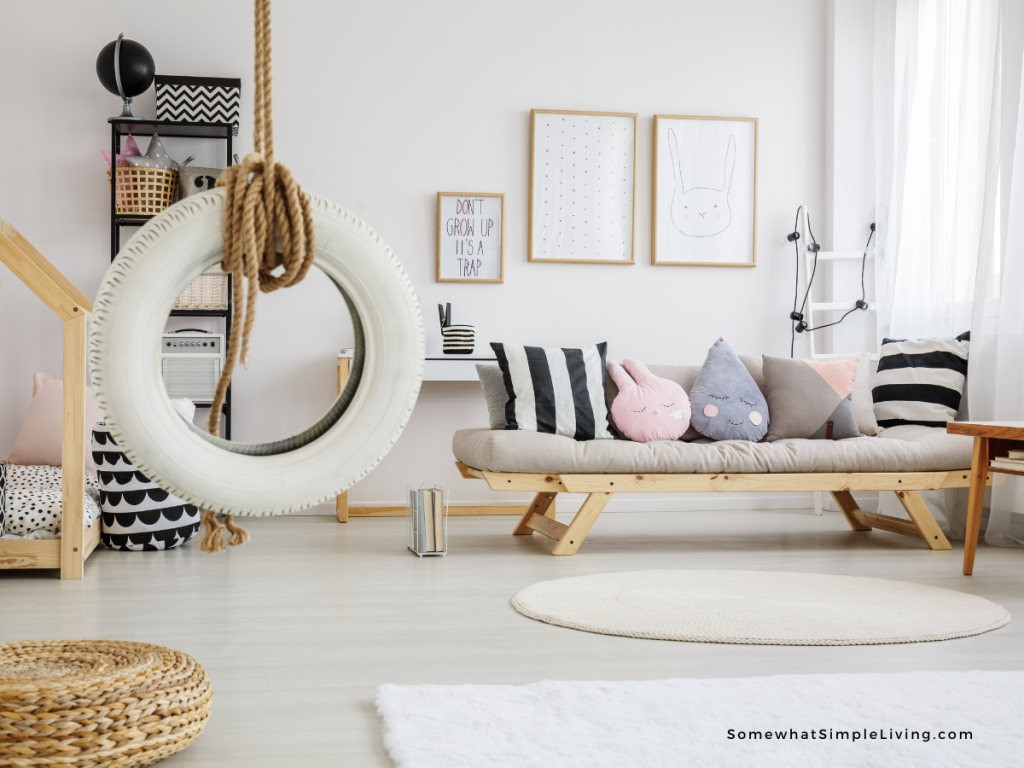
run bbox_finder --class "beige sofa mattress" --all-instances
[452,425,973,475]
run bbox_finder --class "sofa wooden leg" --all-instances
[830,491,872,532]
[513,492,558,535]
[551,492,612,556]
[895,490,952,550]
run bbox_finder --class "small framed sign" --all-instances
[436,192,505,283]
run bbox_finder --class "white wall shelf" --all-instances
[339,352,496,382]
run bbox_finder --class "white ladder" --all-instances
[795,206,877,361]
[794,206,877,515]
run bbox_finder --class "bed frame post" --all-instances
[60,312,88,580]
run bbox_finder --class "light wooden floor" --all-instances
[2,509,1022,767]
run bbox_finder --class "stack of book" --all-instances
[408,487,446,555]
[991,450,1024,473]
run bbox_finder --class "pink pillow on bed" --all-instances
[7,372,103,474]
[607,358,691,442]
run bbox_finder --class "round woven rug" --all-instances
[511,570,1011,645]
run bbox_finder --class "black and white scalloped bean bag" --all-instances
[93,424,201,550]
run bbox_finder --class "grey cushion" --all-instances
[849,354,882,436]
[762,355,861,441]
[452,424,973,475]
[476,364,508,430]
[689,340,769,441]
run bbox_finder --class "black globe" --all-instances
[96,37,155,98]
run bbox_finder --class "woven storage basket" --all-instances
[0,640,212,767]
[106,167,179,216]
[174,273,229,309]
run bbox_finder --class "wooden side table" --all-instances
[946,421,1024,574]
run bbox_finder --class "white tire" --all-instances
[89,189,424,516]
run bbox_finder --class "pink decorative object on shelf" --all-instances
[101,134,141,168]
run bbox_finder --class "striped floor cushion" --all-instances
[93,424,201,551]
[872,333,969,428]
[490,341,612,441]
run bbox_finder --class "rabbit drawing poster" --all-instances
[652,116,758,267]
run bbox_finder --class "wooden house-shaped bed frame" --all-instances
[0,218,97,579]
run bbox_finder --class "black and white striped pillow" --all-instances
[490,342,612,440]
[872,333,969,428]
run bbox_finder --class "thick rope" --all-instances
[197,0,315,553]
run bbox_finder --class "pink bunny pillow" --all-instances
[608,358,691,443]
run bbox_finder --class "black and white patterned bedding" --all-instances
[0,464,101,539]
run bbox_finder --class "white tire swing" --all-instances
[89,190,424,516]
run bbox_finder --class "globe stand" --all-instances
[116,98,142,121]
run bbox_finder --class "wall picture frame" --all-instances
[436,192,505,283]
[529,109,638,265]
[652,115,758,267]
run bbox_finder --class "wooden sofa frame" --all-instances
[455,461,992,556]
[0,219,98,579]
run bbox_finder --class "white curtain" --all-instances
[874,0,1002,343]
[969,14,1024,547]
[874,0,1024,545]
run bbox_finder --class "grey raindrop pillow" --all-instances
[688,338,769,441]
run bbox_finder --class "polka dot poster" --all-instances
[530,110,637,263]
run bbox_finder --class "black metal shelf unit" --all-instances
[109,118,235,439]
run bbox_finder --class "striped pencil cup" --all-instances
[442,325,475,354]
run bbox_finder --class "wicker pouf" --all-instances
[0,641,212,767]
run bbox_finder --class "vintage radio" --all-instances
[161,331,224,403]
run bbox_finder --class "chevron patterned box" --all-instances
[155,75,241,135]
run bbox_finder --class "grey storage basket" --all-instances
[178,154,239,199]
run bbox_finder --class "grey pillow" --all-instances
[838,353,882,435]
[688,339,769,442]
[762,355,861,441]
[476,364,508,430]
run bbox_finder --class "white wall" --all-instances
[0,0,826,512]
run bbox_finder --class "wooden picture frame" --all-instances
[529,109,638,265]
[652,115,758,267]
[436,192,505,283]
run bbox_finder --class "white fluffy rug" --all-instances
[377,671,1024,768]
[512,570,1010,645]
